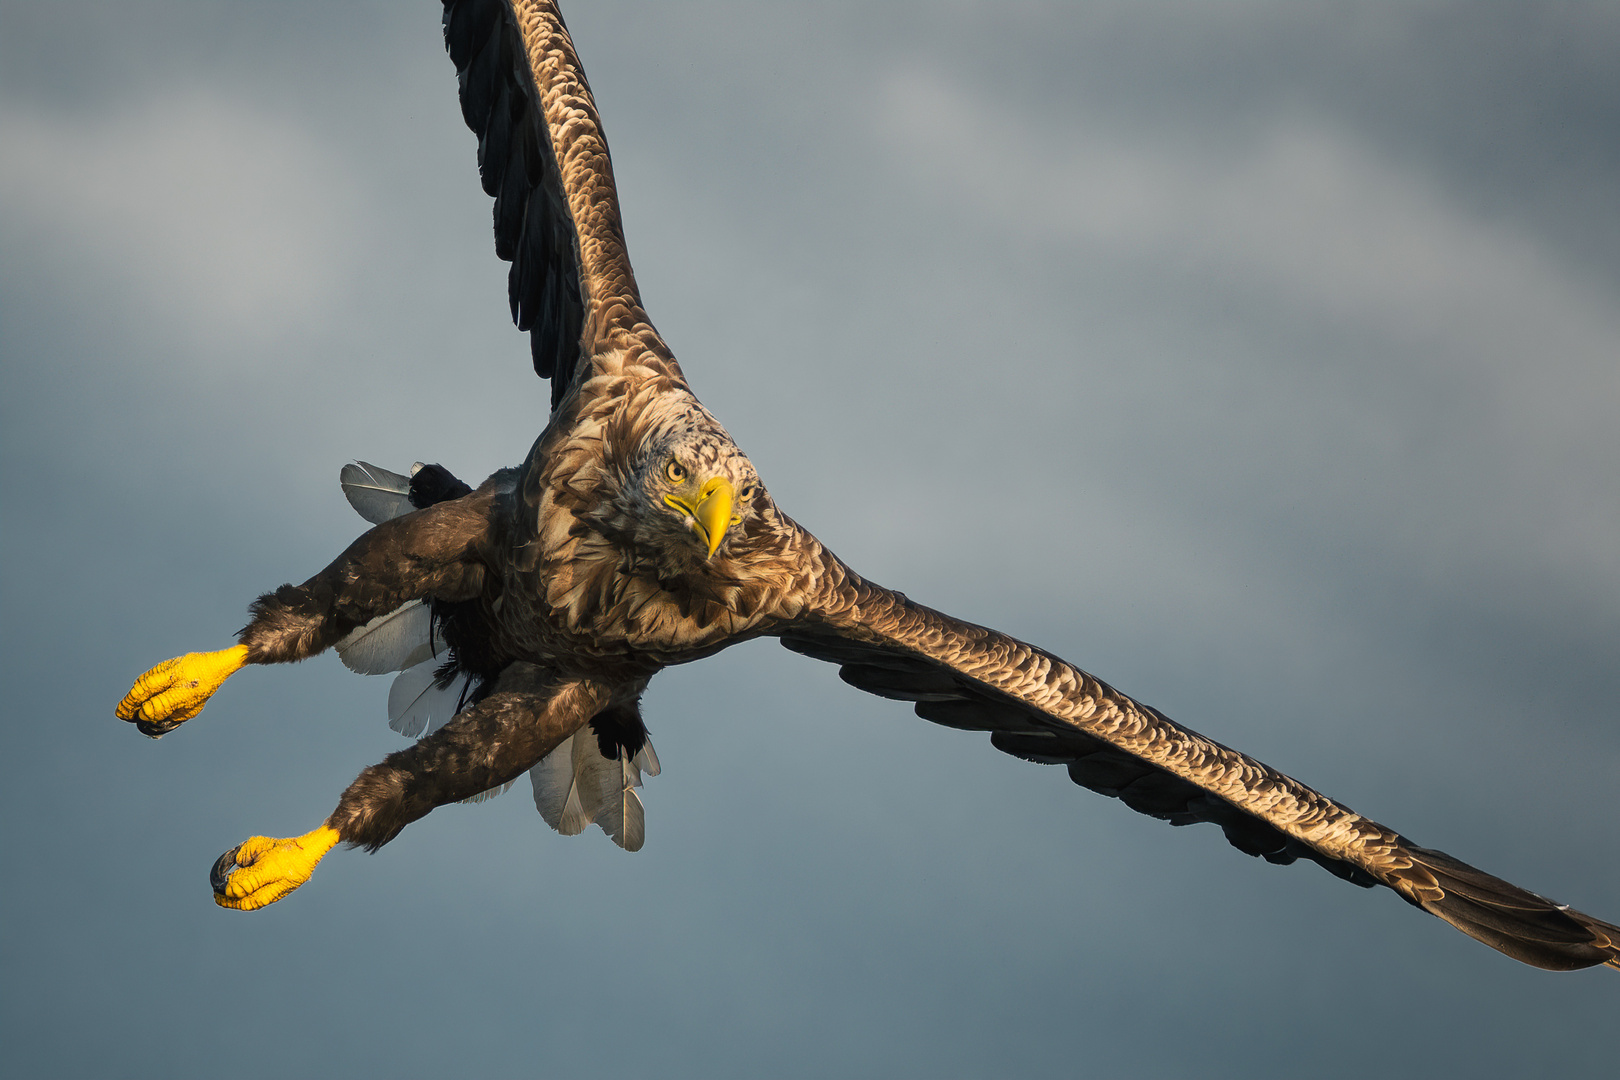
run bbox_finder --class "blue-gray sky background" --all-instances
[2,2,1617,1076]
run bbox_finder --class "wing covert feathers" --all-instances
[781,561,1619,971]
[443,0,664,407]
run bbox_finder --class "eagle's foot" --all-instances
[116,645,249,737]
[211,825,340,911]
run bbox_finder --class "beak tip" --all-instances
[693,476,736,561]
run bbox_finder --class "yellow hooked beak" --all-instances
[663,475,737,560]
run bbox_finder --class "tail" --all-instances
[529,704,660,852]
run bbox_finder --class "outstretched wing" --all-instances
[778,554,1620,972]
[443,0,660,409]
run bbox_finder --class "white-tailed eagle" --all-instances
[116,0,1618,972]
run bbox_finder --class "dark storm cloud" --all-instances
[3,3,1616,1077]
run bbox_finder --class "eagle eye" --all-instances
[664,459,687,484]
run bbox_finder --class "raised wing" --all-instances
[443,0,662,408]
[780,562,1620,972]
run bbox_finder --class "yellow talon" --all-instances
[116,644,249,737]
[211,825,341,911]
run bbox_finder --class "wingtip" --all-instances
[1402,846,1620,972]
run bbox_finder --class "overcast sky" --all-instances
[2,2,1617,1076]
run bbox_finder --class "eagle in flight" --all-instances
[116,0,1617,972]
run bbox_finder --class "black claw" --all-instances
[135,719,173,739]
[210,845,242,895]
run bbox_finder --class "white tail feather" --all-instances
[531,734,583,832]
[340,461,415,524]
[578,745,644,852]
[607,750,647,852]
[528,727,657,851]
[335,601,439,675]
[559,759,592,835]
[386,659,467,738]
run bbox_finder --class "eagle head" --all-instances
[608,392,768,567]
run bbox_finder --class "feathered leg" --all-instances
[116,489,503,736]
[210,665,611,911]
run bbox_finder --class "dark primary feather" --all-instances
[443,0,585,406]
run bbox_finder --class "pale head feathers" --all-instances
[593,380,768,567]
